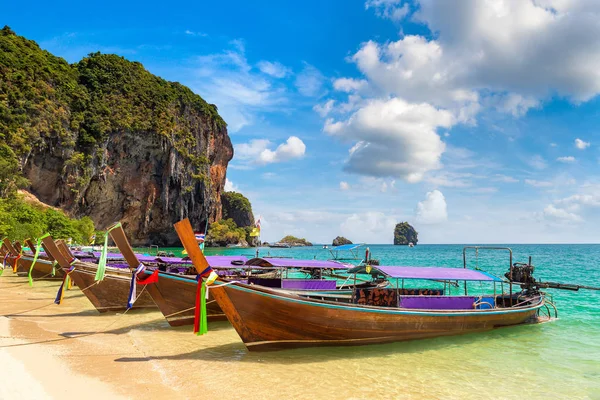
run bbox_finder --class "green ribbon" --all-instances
[28,235,47,287]
[94,222,121,282]
[199,281,208,335]
[51,260,57,277]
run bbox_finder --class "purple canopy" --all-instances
[245,257,351,269]
[206,256,248,268]
[154,256,190,264]
[347,265,501,282]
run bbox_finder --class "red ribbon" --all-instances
[136,269,159,285]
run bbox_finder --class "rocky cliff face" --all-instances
[26,128,231,245]
[1,27,232,245]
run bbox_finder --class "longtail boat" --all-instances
[211,245,599,352]
[2,238,20,271]
[108,223,243,325]
[41,236,157,312]
[163,219,382,328]
[13,238,64,279]
[209,263,545,351]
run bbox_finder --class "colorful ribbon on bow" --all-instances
[27,236,46,287]
[193,276,208,336]
[12,253,21,273]
[54,259,77,305]
[126,264,159,309]
[0,253,9,277]
[95,223,121,282]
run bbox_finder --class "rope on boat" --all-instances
[162,299,217,320]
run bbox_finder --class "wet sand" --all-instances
[0,275,186,399]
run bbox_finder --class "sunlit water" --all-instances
[5,244,600,399]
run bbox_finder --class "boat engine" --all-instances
[507,262,536,286]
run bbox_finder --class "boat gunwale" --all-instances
[214,281,545,317]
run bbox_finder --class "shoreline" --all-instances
[0,275,184,400]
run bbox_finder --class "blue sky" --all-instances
[6,0,600,244]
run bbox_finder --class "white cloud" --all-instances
[575,138,590,149]
[340,181,350,190]
[295,63,325,97]
[425,172,474,188]
[257,61,290,78]
[326,1,600,139]
[416,189,448,224]
[527,155,548,170]
[324,97,453,182]
[224,178,238,192]
[542,205,582,222]
[340,211,398,243]
[494,174,519,183]
[190,42,287,132]
[557,156,576,163]
[258,136,306,164]
[235,139,272,160]
[235,137,306,166]
[333,78,368,93]
[494,93,540,117]
[550,143,558,147]
[313,100,335,117]
[525,179,553,188]
[185,30,207,37]
[365,0,410,21]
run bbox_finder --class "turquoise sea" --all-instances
[140,244,600,398]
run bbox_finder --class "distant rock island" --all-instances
[394,222,418,245]
[332,236,352,246]
[279,235,313,247]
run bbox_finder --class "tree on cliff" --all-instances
[205,218,248,247]
[394,222,418,245]
[279,235,312,246]
[221,191,254,228]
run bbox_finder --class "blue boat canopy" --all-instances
[347,265,502,282]
[330,244,364,251]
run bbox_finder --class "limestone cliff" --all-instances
[1,27,232,245]
[394,222,418,245]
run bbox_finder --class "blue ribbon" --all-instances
[54,265,75,305]
[126,264,145,309]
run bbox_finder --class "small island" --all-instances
[277,235,313,247]
[394,222,418,245]
[332,236,352,246]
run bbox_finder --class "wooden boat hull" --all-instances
[210,282,544,351]
[67,263,157,313]
[145,272,226,326]
[145,272,365,327]
[17,257,64,279]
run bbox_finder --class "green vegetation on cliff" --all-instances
[279,235,313,247]
[394,222,418,245]
[206,218,248,247]
[0,25,226,194]
[0,195,95,244]
[221,191,254,228]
